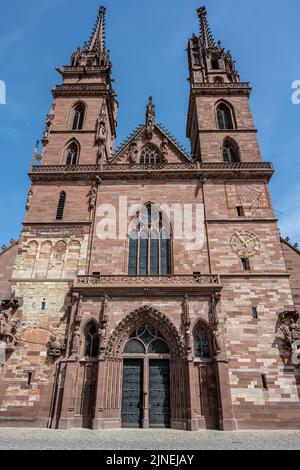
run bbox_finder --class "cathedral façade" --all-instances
[0,5,300,431]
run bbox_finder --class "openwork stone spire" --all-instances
[197,6,216,49]
[70,5,110,68]
[188,5,240,85]
[87,5,107,54]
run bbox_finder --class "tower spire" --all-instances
[87,5,106,54]
[69,5,110,68]
[197,6,216,49]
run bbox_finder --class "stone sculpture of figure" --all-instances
[160,139,168,162]
[88,184,97,211]
[26,188,33,211]
[0,310,9,337]
[47,336,62,358]
[212,330,221,355]
[128,141,138,164]
[70,47,82,66]
[96,108,107,144]
[97,143,106,165]
[71,326,80,355]
[5,318,20,346]
[146,96,155,129]
[290,314,300,342]
[278,316,292,348]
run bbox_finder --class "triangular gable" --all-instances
[112,123,191,164]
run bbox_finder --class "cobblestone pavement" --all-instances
[0,428,299,450]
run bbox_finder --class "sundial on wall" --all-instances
[236,185,268,215]
[230,231,261,258]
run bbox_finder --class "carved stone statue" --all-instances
[26,188,33,210]
[276,310,300,362]
[128,141,138,164]
[97,142,106,165]
[47,336,63,358]
[146,96,155,128]
[70,47,82,66]
[290,315,300,342]
[71,326,80,355]
[160,138,168,163]
[0,308,20,349]
[88,183,97,210]
[212,330,221,355]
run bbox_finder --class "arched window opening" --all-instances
[216,102,234,130]
[211,56,219,70]
[56,192,66,220]
[65,142,79,165]
[123,323,170,355]
[128,204,171,276]
[140,145,161,165]
[72,103,85,130]
[194,327,210,359]
[222,139,240,164]
[84,324,100,358]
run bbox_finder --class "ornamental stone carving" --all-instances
[47,336,65,359]
[276,309,300,363]
[105,305,185,359]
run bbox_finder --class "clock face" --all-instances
[230,231,260,258]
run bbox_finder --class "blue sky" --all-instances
[0,0,300,246]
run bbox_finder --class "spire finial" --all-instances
[87,5,107,53]
[197,5,216,48]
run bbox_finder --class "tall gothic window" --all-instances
[222,139,240,163]
[84,323,100,358]
[72,103,85,130]
[216,102,234,130]
[194,326,210,359]
[56,191,66,220]
[65,141,79,165]
[140,145,161,165]
[128,204,171,276]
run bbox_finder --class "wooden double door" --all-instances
[121,358,170,428]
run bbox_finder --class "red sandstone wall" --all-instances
[0,242,18,301]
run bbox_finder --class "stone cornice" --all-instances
[72,274,222,295]
[56,65,111,77]
[206,218,278,224]
[29,162,274,183]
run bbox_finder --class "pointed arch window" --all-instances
[222,139,240,164]
[123,323,170,354]
[128,204,171,276]
[216,102,234,130]
[84,323,100,358]
[140,145,161,165]
[65,141,79,165]
[72,103,85,130]
[56,191,66,220]
[211,55,220,70]
[194,326,210,359]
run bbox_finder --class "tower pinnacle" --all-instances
[197,6,216,49]
[187,6,240,85]
[86,5,107,54]
[69,5,110,68]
